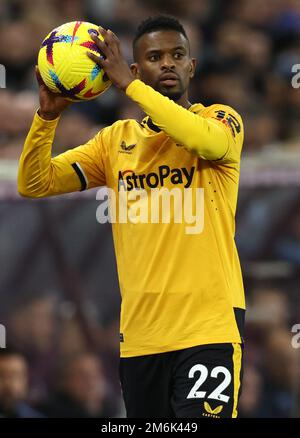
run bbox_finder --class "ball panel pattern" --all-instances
[38,21,111,101]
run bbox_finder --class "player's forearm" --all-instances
[126,79,229,160]
[18,112,61,197]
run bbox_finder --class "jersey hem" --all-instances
[120,335,243,358]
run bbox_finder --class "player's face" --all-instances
[131,31,196,103]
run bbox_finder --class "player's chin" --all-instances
[158,85,183,101]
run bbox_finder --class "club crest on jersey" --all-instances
[119,140,137,154]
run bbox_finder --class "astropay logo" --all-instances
[96,165,204,234]
[118,165,195,191]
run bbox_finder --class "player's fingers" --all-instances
[102,28,119,44]
[107,29,120,43]
[106,29,120,54]
[98,27,119,55]
[90,33,112,58]
[86,51,105,67]
[98,26,107,39]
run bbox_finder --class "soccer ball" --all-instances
[38,21,111,101]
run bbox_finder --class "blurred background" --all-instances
[0,0,300,418]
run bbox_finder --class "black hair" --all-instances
[133,15,189,60]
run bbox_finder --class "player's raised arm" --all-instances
[87,26,243,164]
[125,81,244,164]
[18,68,106,198]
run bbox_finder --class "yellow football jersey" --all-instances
[18,79,245,357]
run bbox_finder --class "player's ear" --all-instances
[189,58,196,79]
[130,63,140,79]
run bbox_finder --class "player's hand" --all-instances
[86,27,135,91]
[35,66,72,120]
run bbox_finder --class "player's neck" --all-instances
[176,94,191,109]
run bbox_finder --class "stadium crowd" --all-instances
[0,0,300,418]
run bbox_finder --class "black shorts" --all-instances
[119,343,243,418]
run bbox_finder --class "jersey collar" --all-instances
[145,117,161,133]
